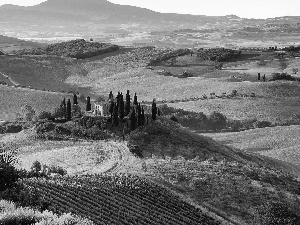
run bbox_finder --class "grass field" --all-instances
[0,85,71,121]
[203,125,300,171]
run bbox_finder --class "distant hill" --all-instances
[14,39,119,59]
[1,0,300,45]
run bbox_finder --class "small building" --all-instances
[93,100,110,117]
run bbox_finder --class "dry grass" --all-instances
[0,85,71,121]
[203,125,300,171]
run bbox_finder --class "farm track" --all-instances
[0,70,20,86]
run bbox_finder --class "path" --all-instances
[0,70,20,86]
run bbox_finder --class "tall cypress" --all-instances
[141,106,145,126]
[86,96,91,111]
[119,100,125,121]
[152,99,157,121]
[137,103,142,127]
[109,91,113,100]
[134,93,138,105]
[109,100,114,118]
[130,107,137,131]
[73,94,78,105]
[125,90,131,116]
[61,98,67,119]
[113,104,119,126]
[67,99,72,121]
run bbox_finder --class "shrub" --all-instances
[38,111,53,120]
[207,111,227,130]
[31,161,42,173]
[257,201,300,225]
[49,166,67,176]
[253,120,272,128]
[21,105,36,122]
[170,115,179,123]
[227,119,242,131]
[36,122,56,134]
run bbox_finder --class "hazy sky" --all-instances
[0,0,299,19]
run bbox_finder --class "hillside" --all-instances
[0,35,44,53]
[0,85,72,121]
[4,118,300,224]
[203,125,300,175]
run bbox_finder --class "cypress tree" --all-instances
[125,90,131,116]
[119,100,125,121]
[134,93,138,105]
[130,107,137,131]
[67,99,72,121]
[61,98,67,119]
[86,96,91,111]
[157,108,161,116]
[113,104,119,126]
[152,99,157,121]
[109,100,114,118]
[73,94,78,105]
[141,106,145,126]
[137,103,142,127]
[109,91,113,100]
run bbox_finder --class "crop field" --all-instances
[0,85,71,121]
[142,157,300,225]
[0,55,89,94]
[21,175,220,225]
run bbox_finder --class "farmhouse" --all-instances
[93,100,110,117]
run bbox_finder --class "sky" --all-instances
[0,0,299,19]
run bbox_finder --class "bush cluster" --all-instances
[268,73,297,81]
[196,48,241,62]
[13,39,119,59]
[36,117,110,141]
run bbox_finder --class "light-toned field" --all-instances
[203,125,300,172]
[0,85,71,121]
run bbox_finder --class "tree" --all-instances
[21,105,36,121]
[292,68,299,74]
[109,100,114,118]
[157,108,161,116]
[38,111,53,120]
[71,104,82,118]
[113,104,119,126]
[31,160,42,173]
[130,107,137,131]
[73,94,78,105]
[67,99,72,121]
[109,91,113,100]
[59,98,67,119]
[125,90,131,116]
[86,96,91,111]
[208,111,227,130]
[134,93,138,105]
[119,100,125,121]
[137,104,142,127]
[152,99,157,121]
[170,115,179,123]
[141,107,145,126]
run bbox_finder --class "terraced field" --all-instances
[21,175,221,225]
